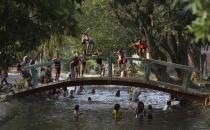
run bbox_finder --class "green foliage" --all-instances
[111,0,203,73]
[85,60,98,73]
[73,0,135,55]
[186,0,210,43]
[0,0,81,67]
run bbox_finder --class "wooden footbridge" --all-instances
[2,56,210,106]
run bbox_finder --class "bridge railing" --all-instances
[115,57,197,91]
[20,56,109,87]
[18,55,198,92]
[21,58,69,87]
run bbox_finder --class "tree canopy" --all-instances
[186,0,210,43]
[0,0,81,67]
[0,0,209,78]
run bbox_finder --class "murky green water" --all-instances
[0,86,210,130]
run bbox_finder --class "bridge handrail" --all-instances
[22,58,71,70]
[22,56,109,70]
[22,61,54,70]
[127,57,199,72]
[22,55,199,73]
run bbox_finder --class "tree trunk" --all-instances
[144,28,170,82]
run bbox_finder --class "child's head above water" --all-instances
[167,101,171,106]
[114,104,120,111]
[74,105,79,111]
[88,97,92,102]
[137,101,144,109]
[148,105,152,110]
[70,90,74,94]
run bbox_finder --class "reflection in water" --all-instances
[0,85,209,130]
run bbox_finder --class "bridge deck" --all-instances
[2,77,210,105]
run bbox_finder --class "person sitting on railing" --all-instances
[81,33,89,54]
[113,48,127,77]
[130,39,147,58]
[81,28,95,55]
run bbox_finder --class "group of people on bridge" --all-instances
[0,27,149,91]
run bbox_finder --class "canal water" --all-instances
[0,86,209,130]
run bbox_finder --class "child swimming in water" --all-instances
[112,103,122,120]
[163,100,172,112]
[74,105,80,119]
[91,88,95,94]
[115,90,120,97]
[69,90,75,99]
[135,101,145,119]
[147,104,153,119]
[88,97,92,103]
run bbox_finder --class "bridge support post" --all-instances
[108,56,112,77]
[183,70,192,91]
[144,60,151,81]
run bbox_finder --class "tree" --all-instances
[110,0,201,81]
[186,0,210,43]
[71,0,137,56]
[0,0,81,67]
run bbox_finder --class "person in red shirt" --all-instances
[130,40,147,58]
[114,48,127,77]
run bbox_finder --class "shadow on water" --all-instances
[0,85,209,130]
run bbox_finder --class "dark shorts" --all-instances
[82,61,86,66]
[55,66,61,74]
[22,71,31,78]
[96,58,102,65]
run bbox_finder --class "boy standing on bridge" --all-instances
[114,48,127,77]
[53,55,61,81]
